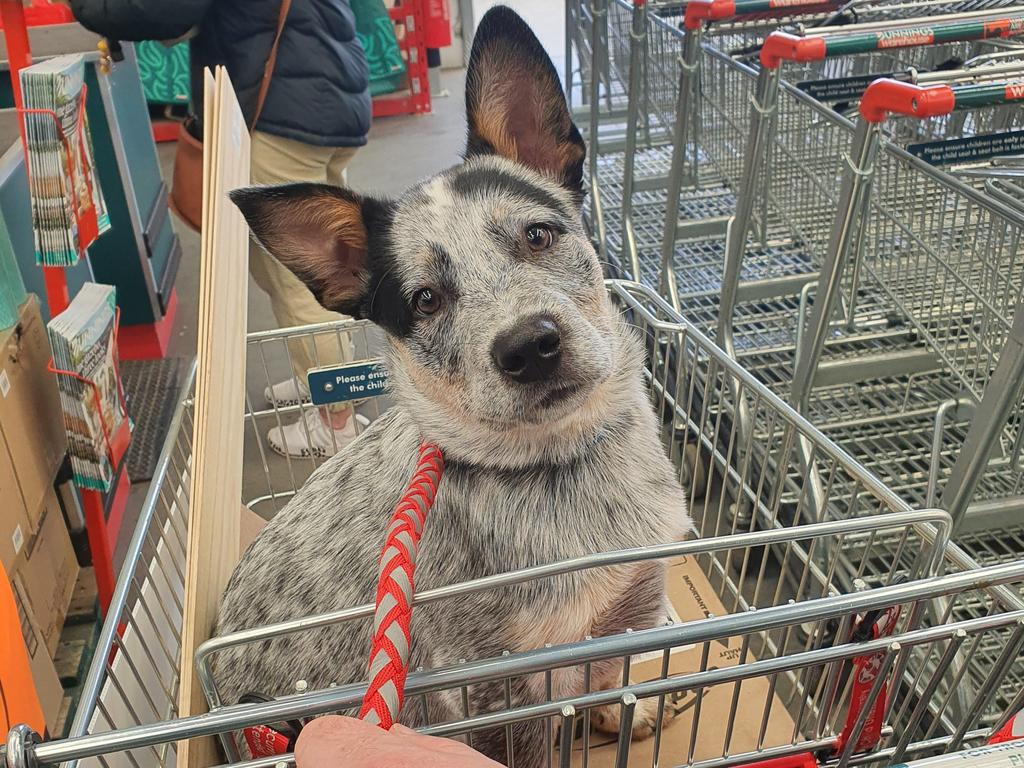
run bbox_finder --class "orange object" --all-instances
[0,562,46,734]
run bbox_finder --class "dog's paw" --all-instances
[590,694,679,741]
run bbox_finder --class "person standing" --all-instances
[70,0,373,458]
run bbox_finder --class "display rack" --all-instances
[2,0,125,616]
[18,86,102,259]
[1,0,70,315]
[374,0,432,117]
[46,308,131,614]
[0,0,71,29]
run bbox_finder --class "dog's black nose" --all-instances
[491,315,562,383]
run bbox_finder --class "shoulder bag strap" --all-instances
[250,0,293,131]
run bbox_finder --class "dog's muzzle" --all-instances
[491,313,563,384]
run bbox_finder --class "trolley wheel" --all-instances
[679,443,707,501]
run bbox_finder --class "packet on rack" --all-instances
[20,53,110,266]
[562,555,798,767]
[47,282,126,492]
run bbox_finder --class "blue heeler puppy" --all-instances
[216,6,691,765]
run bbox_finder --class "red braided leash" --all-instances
[358,442,444,729]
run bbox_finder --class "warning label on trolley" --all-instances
[907,130,1024,166]
[797,72,899,102]
[877,27,934,48]
[307,359,390,405]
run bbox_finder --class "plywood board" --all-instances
[177,66,250,768]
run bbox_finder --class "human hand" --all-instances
[294,715,504,768]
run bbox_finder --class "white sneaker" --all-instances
[264,376,311,408]
[267,408,370,458]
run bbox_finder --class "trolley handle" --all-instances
[760,13,1024,67]
[858,77,1024,123]
[683,0,840,31]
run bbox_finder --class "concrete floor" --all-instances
[120,70,469,561]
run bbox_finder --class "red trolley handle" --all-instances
[46,306,130,468]
[684,0,840,31]
[761,13,1024,67]
[859,77,1024,123]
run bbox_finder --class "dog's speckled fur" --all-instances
[216,7,690,766]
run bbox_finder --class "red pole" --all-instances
[82,489,115,615]
[1,0,30,138]
[1,0,70,316]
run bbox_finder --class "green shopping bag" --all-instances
[352,0,407,97]
[135,41,190,105]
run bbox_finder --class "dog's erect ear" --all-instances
[230,184,373,316]
[465,6,586,197]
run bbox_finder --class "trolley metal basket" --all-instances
[573,0,1024,287]
[7,281,1023,768]
[656,9,1024,322]
[591,7,1024,550]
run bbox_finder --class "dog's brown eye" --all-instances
[525,224,554,252]
[414,288,441,316]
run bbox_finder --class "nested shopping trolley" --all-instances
[592,4,1024,543]
[573,0,854,267]
[571,0,1024,285]
[5,281,1024,768]
[633,7,1024,325]
[781,78,1024,564]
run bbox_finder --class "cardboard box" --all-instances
[11,488,79,658]
[566,556,798,767]
[9,573,63,735]
[0,295,67,531]
[240,504,267,552]
[0,442,32,572]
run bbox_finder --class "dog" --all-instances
[215,7,691,766]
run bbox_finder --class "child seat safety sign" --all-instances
[308,360,390,405]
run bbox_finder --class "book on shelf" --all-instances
[47,283,127,492]
[20,54,110,267]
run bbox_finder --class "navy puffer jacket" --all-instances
[70,0,371,147]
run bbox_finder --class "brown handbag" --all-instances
[169,0,292,232]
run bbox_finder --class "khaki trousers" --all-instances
[248,130,358,383]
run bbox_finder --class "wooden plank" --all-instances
[177,66,250,768]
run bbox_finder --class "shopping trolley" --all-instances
[657,9,1024,334]
[4,281,1024,768]
[597,4,1024,355]
[579,0,850,272]
[605,16,1023,426]
[778,77,1024,535]
[695,72,1024,705]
